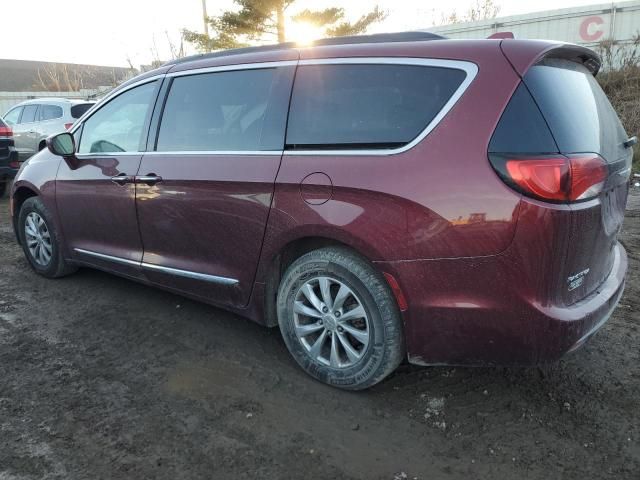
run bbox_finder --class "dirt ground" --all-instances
[0,190,638,480]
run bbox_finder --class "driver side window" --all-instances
[78,81,157,154]
[3,107,22,125]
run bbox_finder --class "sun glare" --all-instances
[287,20,324,46]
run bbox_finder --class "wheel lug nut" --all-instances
[334,311,341,317]
[338,326,344,333]
[322,306,328,313]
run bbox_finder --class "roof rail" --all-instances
[165,31,446,67]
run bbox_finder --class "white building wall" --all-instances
[427,1,640,49]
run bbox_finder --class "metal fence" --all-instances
[0,88,110,115]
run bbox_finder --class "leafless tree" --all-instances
[35,63,95,92]
[597,34,640,171]
[441,0,501,25]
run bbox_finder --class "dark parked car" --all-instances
[0,117,19,196]
[10,33,633,389]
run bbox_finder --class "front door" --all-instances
[56,80,160,278]
[135,65,295,307]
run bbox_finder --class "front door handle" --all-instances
[136,174,163,186]
[111,173,134,186]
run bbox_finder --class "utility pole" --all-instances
[201,0,209,38]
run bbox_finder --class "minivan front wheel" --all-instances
[277,247,405,390]
[18,197,76,278]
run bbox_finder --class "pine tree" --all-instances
[183,0,386,52]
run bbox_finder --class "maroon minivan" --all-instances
[11,33,633,389]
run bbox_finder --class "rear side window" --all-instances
[20,105,38,124]
[40,104,63,121]
[524,59,628,162]
[489,83,558,153]
[286,64,467,150]
[157,68,289,152]
[71,103,94,119]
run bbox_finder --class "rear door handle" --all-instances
[136,174,163,186]
[624,136,638,148]
[111,173,134,186]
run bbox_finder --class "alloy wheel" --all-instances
[293,276,371,369]
[24,212,52,267]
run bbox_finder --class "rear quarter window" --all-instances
[489,83,558,154]
[40,104,63,121]
[71,103,95,119]
[285,64,467,150]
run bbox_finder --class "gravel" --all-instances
[0,190,638,479]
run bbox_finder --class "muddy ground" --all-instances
[0,190,638,480]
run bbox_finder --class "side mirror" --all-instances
[46,132,76,157]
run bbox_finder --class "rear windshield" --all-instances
[286,64,467,150]
[71,103,94,119]
[523,59,628,162]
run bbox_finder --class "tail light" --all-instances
[490,154,608,202]
[64,123,74,130]
[0,126,13,137]
[9,160,20,169]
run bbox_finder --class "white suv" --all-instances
[2,98,95,160]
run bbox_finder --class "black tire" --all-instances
[17,196,77,278]
[277,246,405,390]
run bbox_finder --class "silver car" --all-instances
[2,99,95,161]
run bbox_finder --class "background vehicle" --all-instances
[0,117,19,197]
[2,99,95,161]
[10,33,632,389]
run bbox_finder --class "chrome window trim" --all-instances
[143,150,282,156]
[69,75,164,135]
[285,57,478,156]
[71,57,477,156]
[74,152,146,158]
[73,248,239,286]
[167,60,298,78]
[163,57,477,156]
[74,151,283,157]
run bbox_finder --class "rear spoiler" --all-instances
[488,32,515,39]
[500,40,602,77]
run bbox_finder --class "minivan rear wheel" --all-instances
[18,197,77,278]
[277,247,405,390]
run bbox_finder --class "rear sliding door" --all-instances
[135,65,295,307]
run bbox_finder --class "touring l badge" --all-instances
[567,268,590,291]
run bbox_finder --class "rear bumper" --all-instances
[379,242,628,366]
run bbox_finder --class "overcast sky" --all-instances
[0,0,607,67]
